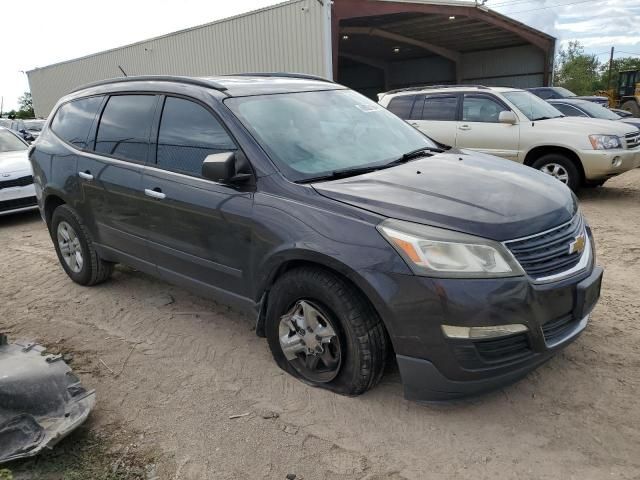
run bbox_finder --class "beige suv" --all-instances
[379,86,640,190]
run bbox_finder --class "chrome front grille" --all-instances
[505,214,587,280]
[625,131,640,149]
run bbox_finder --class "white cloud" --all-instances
[2,0,639,111]
[494,0,640,59]
[0,0,281,111]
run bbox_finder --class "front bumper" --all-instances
[0,183,38,216]
[363,262,603,402]
[579,148,640,180]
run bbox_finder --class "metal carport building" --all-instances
[28,0,555,117]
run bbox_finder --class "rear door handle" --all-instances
[145,188,166,200]
[459,125,471,131]
[78,171,93,181]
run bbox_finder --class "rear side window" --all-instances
[156,97,236,177]
[95,95,157,163]
[387,95,416,119]
[420,95,458,121]
[50,96,103,149]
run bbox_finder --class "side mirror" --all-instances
[202,151,252,184]
[499,111,518,125]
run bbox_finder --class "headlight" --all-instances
[377,219,523,278]
[589,134,622,150]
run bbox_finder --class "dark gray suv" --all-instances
[30,75,603,401]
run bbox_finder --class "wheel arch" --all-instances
[43,191,68,229]
[254,252,395,347]
[523,145,585,184]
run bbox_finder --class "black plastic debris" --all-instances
[0,334,96,463]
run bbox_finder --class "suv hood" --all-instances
[0,150,31,175]
[537,116,638,135]
[313,150,576,241]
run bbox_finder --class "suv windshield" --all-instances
[503,91,564,121]
[577,101,621,120]
[225,89,437,181]
[554,87,577,98]
[0,130,27,153]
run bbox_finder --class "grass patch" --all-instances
[4,420,157,480]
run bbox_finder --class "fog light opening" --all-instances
[441,324,528,340]
[612,156,622,168]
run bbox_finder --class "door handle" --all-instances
[409,122,420,127]
[145,188,166,200]
[459,125,471,131]
[78,171,93,181]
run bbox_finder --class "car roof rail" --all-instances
[381,84,490,96]
[70,75,229,94]
[229,72,335,83]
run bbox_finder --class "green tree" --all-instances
[0,469,13,480]
[600,56,640,90]
[16,91,34,119]
[554,41,601,95]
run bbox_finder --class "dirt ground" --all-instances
[1,170,639,480]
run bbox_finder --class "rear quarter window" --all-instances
[51,96,103,149]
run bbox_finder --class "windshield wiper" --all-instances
[296,165,383,183]
[296,146,444,184]
[531,115,562,121]
[385,146,444,167]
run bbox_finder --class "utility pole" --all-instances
[0,96,3,118]
[607,46,615,91]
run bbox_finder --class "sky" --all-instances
[1,0,639,111]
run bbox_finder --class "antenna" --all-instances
[117,65,128,77]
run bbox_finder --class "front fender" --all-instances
[254,245,410,343]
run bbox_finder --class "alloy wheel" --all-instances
[57,221,84,273]
[540,163,569,184]
[278,300,342,383]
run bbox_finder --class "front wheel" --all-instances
[531,154,581,191]
[265,267,388,396]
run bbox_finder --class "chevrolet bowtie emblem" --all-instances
[569,234,586,255]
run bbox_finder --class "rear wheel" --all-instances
[51,205,114,286]
[265,267,388,396]
[621,100,640,117]
[532,154,581,191]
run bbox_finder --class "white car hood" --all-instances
[540,116,638,136]
[0,150,32,176]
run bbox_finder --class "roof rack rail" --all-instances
[230,72,334,83]
[382,84,490,95]
[70,75,229,94]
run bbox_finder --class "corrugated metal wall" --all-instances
[389,57,456,88]
[28,0,326,117]
[461,45,546,88]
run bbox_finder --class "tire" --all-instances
[584,179,606,188]
[265,267,388,396]
[50,205,114,286]
[621,100,640,118]
[531,153,581,191]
